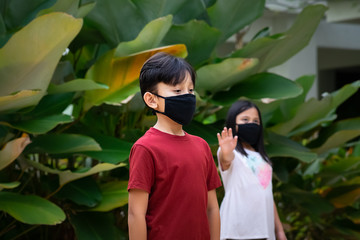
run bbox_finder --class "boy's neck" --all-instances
[153,115,185,136]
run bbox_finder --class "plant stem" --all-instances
[10,225,39,240]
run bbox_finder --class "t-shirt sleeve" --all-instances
[205,143,222,191]
[127,144,154,193]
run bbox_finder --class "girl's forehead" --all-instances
[236,108,259,118]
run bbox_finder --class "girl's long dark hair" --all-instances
[225,100,270,163]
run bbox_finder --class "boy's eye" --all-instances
[189,89,194,93]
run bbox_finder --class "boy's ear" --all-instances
[143,92,158,109]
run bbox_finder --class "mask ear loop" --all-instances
[150,92,166,115]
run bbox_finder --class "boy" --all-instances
[127,52,222,240]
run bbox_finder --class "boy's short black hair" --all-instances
[139,52,196,97]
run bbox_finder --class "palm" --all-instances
[217,127,237,155]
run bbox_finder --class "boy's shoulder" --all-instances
[133,127,208,148]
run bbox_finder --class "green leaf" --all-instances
[38,0,80,17]
[115,15,173,57]
[69,212,124,240]
[310,118,360,154]
[207,0,265,42]
[89,181,128,212]
[27,92,75,117]
[270,81,360,136]
[24,158,125,186]
[0,12,83,112]
[25,134,101,154]
[0,192,65,225]
[211,73,303,105]
[196,58,258,97]
[265,131,317,163]
[0,0,56,31]
[232,4,327,72]
[162,19,221,67]
[0,134,31,171]
[7,114,73,134]
[85,0,206,47]
[277,75,315,121]
[83,44,187,110]
[0,181,20,190]
[82,134,132,164]
[184,121,220,146]
[56,177,102,207]
[48,79,109,94]
[0,90,41,113]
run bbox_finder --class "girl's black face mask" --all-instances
[152,93,196,125]
[236,123,261,146]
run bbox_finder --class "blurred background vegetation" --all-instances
[0,0,359,239]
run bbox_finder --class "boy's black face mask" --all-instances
[152,93,196,125]
[236,123,261,146]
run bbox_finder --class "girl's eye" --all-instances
[174,89,181,93]
[189,89,194,93]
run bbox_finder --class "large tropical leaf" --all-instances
[85,0,206,47]
[0,90,41,113]
[89,181,128,212]
[5,114,73,134]
[309,118,360,154]
[232,4,327,72]
[115,15,173,57]
[83,44,187,110]
[266,131,317,163]
[211,73,303,105]
[0,12,83,112]
[162,19,221,67]
[82,134,132,164]
[0,134,30,171]
[25,158,126,186]
[0,0,56,39]
[207,0,265,42]
[25,134,101,154]
[48,79,109,94]
[196,57,258,97]
[56,177,102,207]
[2,92,75,134]
[270,81,360,136]
[0,192,65,225]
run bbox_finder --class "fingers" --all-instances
[218,127,235,139]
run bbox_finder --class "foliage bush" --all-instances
[0,0,359,239]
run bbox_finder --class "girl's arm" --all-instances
[207,189,220,240]
[128,189,149,240]
[217,127,238,170]
[274,201,287,240]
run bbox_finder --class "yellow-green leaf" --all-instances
[0,134,31,171]
[0,12,83,112]
[83,44,187,110]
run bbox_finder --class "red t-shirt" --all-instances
[128,127,221,239]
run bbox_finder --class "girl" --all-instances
[217,100,286,240]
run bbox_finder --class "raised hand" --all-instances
[217,127,238,155]
[217,127,238,170]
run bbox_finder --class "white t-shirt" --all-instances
[218,148,275,240]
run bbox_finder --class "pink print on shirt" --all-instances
[247,155,272,189]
